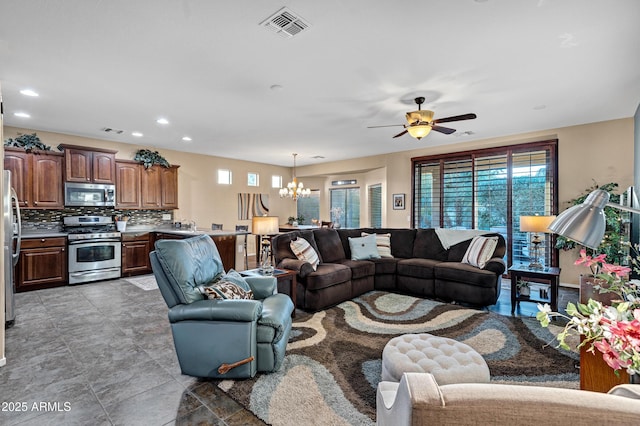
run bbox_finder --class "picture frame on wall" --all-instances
[393,193,405,210]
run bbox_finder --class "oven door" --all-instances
[68,239,121,284]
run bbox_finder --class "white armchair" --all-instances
[377,373,640,426]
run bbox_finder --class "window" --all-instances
[217,169,232,185]
[413,140,557,267]
[330,187,360,228]
[248,172,259,187]
[369,184,382,228]
[272,175,282,188]
[297,189,320,224]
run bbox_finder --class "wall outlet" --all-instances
[162,214,172,221]
[238,244,244,253]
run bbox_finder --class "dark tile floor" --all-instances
[1,277,578,425]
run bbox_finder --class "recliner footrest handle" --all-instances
[218,356,255,374]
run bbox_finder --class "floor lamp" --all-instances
[520,215,556,269]
[548,189,640,249]
[252,216,279,275]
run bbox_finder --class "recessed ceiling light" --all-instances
[14,112,30,118]
[181,136,192,142]
[156,118,169,125]
[132,132,143,137]
[270,84,283,91]
[20,89,39,97]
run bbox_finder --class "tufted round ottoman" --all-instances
[381,333,490,385]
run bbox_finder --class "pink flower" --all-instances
[610,319,640,348]
[601,263,632,278]
[594,340,629,371]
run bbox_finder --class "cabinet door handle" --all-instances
[34,201,38,205]
[41,239,45,242]
[61,248,65,252]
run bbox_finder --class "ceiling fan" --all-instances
[368,97,477,140]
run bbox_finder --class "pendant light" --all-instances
[279,153,311,201]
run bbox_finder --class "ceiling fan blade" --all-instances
[392,130,408,138]
[433,113,477,124]
[367,124,405,128]
[431,125,456,135]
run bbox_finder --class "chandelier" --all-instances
[279,153,311,201]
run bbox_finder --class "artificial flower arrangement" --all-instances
[537,248,640,376]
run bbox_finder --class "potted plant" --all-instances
[516,279,530,297]
[4,133,51,152]
[134,149,170,169]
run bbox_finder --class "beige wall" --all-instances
[5,116,635,283]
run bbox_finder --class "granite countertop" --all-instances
[122,226,249,237]
[21,231,68,238]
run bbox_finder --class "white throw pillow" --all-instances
[361,232,393,258]
[290,237,320,271]
[349,234,381,260]
[461,236,498,268]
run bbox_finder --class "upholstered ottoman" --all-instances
[381,333,490,385]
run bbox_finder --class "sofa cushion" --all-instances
[336,259,376,280]
[397,258,442,279]
[304,263,352,291]
[154,234,224,304]
[448,232,505,262]
[435,262,500,288]
[362,232,393,258]
[272,230,323,264]
[349,234,381,260]
[462,236,498,268]
[369,257,399,275]
[388,229,417,259]
[412,228,448,261]
[314,228,347,263]
[290,237,320,270]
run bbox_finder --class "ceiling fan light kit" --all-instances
[369,96,477,140]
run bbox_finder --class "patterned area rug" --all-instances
[123,274,159,291]
[217,291,579,425]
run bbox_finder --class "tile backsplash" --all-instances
[20,208,173,232]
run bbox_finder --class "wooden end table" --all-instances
[508,264,560,314]
[241,268,297,317]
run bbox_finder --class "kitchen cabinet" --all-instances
[3,148,64,209]
[140,165,179,209]
[153,232,236,271]
[121,233,152,276]
[16,237,67,292]
[115,160,141,209]
[59,144,117,184]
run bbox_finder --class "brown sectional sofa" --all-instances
[272,228,507,312]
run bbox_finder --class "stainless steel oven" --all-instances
[64,216,121,284]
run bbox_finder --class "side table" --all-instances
[508,264,560,314]
[241,268,297,317]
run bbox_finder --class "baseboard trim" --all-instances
[0,357,6,367]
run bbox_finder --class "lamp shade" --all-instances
[252,216,279,235]
[407,124,432,140]
[547,189,609,249]
[519,215,557,233]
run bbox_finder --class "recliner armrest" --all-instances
[258,294,294,342]
[244,275,277,299]
[278,258,314,278]
[168,299,262,323]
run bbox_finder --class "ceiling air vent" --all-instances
[102,127,124,135]
[260,7,310,38]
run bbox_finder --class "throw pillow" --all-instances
[361,232,393,258]
[349,234,381,260]
[290,237,320,271]
[203,281,254,300]
[461,235,498,269]
[221,269,252,292]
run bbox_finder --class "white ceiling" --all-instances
[1,0,639,167]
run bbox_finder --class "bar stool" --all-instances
[235,225,249,270]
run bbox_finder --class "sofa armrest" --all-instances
[377,373,443,426]
[483,257,506,275]
[278,258,315,278]
[244,275,277,299]
[168,299,262,323]
[608,384,640,399]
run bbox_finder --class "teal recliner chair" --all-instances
[150,234,294,379]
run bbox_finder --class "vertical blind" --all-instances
[297,189,320,224]
[369,184,382,228]
[413,140,558,267]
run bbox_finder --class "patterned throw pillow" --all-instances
[461,236,498,269]
[361,232,393,258]
[203,281,254,300]
[290,237,320,271]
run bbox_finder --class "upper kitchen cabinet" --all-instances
[59,144,117,184]
[140,165,179,209]
[4,147,64,209]
[115,160,141,209]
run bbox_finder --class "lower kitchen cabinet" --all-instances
[16,237,67,292]
[121,233,152,276]
[153,233,237,272]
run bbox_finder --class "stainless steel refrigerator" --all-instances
[3,170,21,328]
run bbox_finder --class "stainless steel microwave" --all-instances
[64,182,116,207]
